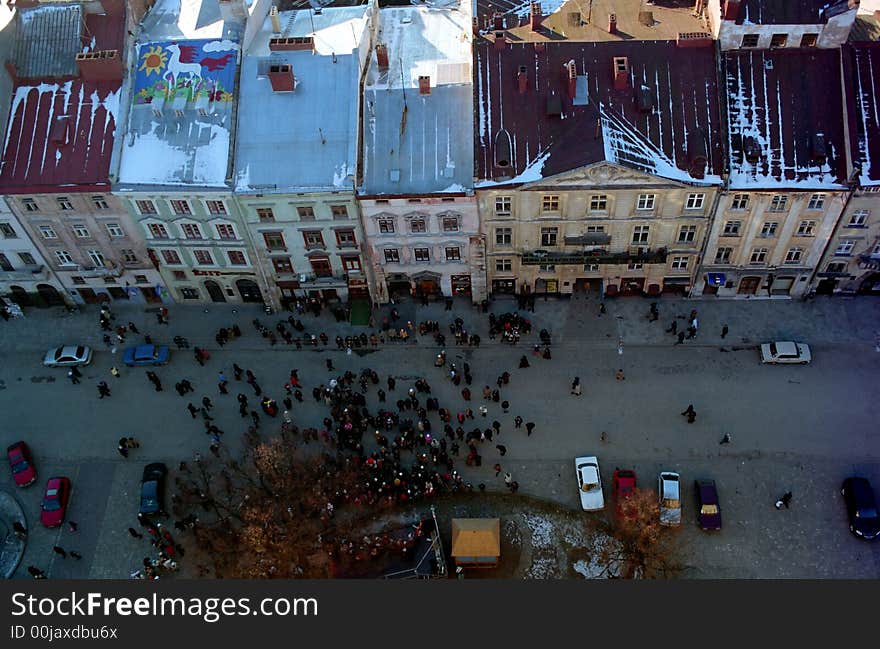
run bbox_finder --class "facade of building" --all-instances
[114,0,264,304]
[359,0,482,304]
[705,0,859,50]
[694,49,850,298]
[0,1,163,305]
[235,4,375,309]
[474,1,723,299]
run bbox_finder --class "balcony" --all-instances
[1,264,49,280]
[563,233,612,246]
[521,247,667,266]
[857,252,880,270]
[297,272,347,285]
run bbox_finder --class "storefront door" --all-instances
[738,277,761,294]
[205,280,227,303]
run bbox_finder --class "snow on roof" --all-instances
[362,0,474,195]
[723,50,849,190]
[851,45,880,186]
[235,6,370,192]
[140,0,228,40]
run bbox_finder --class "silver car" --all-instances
[43,345,93,367]
[658,471,682,526]
[760,341,811,364]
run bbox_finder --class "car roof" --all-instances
[774,341,798,355]
[135,344,154,353]
[576,456,598,465]
[661,474,680,499]
[46,476,66,488]
[143,462,167,476]
[848,478,875,500]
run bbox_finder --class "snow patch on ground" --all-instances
[525,556,557,579]
[522,513,553,549]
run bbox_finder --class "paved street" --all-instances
[1,294,879,579]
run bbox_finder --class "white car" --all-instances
[43,345,93,367]
[760,341,811,364]
[575,456,604,511]
[658,471,682,526]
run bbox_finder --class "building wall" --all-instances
[360,195,482,304]
[477,175,718,298]
[124,191,263,305]
[694,189,848,297]
[7,191,163,304]
[238,190,368,308]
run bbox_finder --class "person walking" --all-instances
[27,566,47,579]
[501,400,510,413]
[97,381,111,398]
[514,415,523,429]
[53,546,67,559]
[68,369,80,384]
[233,363,244,380]
[616,369,625,381]
[571,377,582,396]
[326,358,334,372]
[676,331,686,345]
[186,403,198,418]
[721,324,729,339]
[681,404,696,417]
[775,492,793,509]
[68,521,78,532]
[525,421,535,436]
[202,396,213,410]
[69,551,82,560]
[128,527,143,539]
[504,472,513,487]
[496,444,507,456]
[12,521,27,539]
[720,433,732,445]
[110,366,120,378]
[494,463,502,477]
[666,320,678,334]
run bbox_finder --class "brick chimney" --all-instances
[376,43,389,69]
[517,66,528,94]
[567,60,577,99]
[494,31,507,50]
[419,75,431,95]
[493,12,504,30]
[612,56,629,90]
[75,51,124,82]
[723,0,741,21]
[608,13,617,34]
[268,64,295,92]
[530,2,543,31]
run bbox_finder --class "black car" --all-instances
[841,477,879,540]
[694,479,722,531]
[140,463,168,515]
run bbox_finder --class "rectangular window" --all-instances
[442,217,460,233]
[310,257,333,277]
[22,198,38,212]
[302,230,325,249]
[86,250,106,267]
[541,227,558,246]
[495,258,512,272]
[102,277,117,285]
[542,195,560,212]
[445,247,461,261]
[297,206,315,220]
[750,248,768,264]
[72,224,91,238]
[215,223,236,239]
[800,33,818,48]
[410,219,427,233]
[407,199,422,204]
[147,223,169,239]
[378,219,395,234]
[584,263,600,272]
[120,249,138,263]
[135,275,149,284]
[589,195,607,212]
[441,198,455,203]
[205,200,227,215]
[55,250,74,265]
[105,223,125,238]
[714,247,732,263]
[331,205,349,219]
[632,225,650,244]
[0,223,17,238]
[136,200,157,215]
[722,221,741,236]
[796,220,816,236]
[39,225,58,239]
[826,262,847,273]
[335,229,357,248]
[539,263,556,272]
[760,222,778,237]
[770,33,788,48]
[495,196,512,215]
[731,194,749,210]
[671,256,689,270]
[636,194,656,210]
[342,256,361,272]
[272,257,293,273]
[848,209,870,226]
[677,225,696,243]
[172,270,187,280]
[180,223,203,239]
[784,247,803,264]
[57,197,73,211]
[383,249,400,263]
[170,200,191,215]
[807,194,825,210]
[92,195,109,210]
[18,252,36,265]
[741,34,759,48]
[161,249,182,265]
[375,199,390,205]
[193,249,214,265]
[586,225,605,233]
[495,227,512,246]
[263,232,286,250]
[256,208,275,222]
[835,240,855,256]
[685,193,705,210]
[227,250,247,265]
[768,195,788,212]
[414,247,430,262]
[180,287,199,300]
[71,276,85,285]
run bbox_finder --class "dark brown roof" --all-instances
[475,39,724,184]
[736,0,853,25]
[849,43,880,184]
[722,49,849,189]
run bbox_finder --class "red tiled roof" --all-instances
[722,49,849,189]
[475,39,724,184]
[849,44,880,184]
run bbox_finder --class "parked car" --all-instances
[140,463,168,515]
[575,456,604,511]
[694,479,722,531]
[6,441,36,487]
[40,476,71,527]
[123,344,170,367]
[658,471,682,526]
[43,345,92,367]
[612,468,637,518]
[841,477,879,540]
[760,341,811,364]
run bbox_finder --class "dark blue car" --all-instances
[122,344,170,367]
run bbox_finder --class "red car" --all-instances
[7,441,36,487]
[612,468,638,518]
[40,477,71,528]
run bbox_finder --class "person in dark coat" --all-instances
[519,355,530,368]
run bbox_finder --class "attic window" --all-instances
[800,33,817,48]
[741,34,758,48]
[50,116,70,145]
[613,57,628,74]
[770,33,788,48]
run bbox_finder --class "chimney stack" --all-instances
[517,66,528,94]
[567,60,577,99]
[612,56,629,90]
[494,31,507,50]
[530,2,543,31]
[608,13,617,34]
[722,0,741,21]
[419,75,431,95]
[270,6,282,33]
[268,64,295,92]
[75,51,124,82]
[376,43,389,69]
[493,12,504,30]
